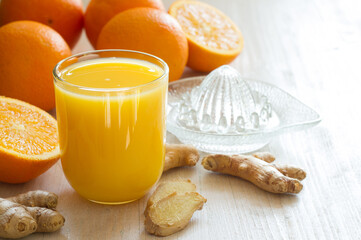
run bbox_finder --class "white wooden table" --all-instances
[1,0,361,239]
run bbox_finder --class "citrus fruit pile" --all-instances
[0,0,244,183]
[0,0,244,109]
[86,0,244,80]
[0,0,80,111]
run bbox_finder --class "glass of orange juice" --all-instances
[53,50,168,204]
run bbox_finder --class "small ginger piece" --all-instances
[146,179,196,209]
[6,191,58,209]
[251,153,306,180]
[145,192,206,237]
[27,207,64,233]
[1,191,65,239]
[272,164,306,181]
[164,144,200,172]
[144,179,206,236]
[0,198,37,239]
[202,154,306,194]
[252,152,275,163]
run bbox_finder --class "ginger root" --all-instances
[0,199,37,239]
[144,179,206,237]
[251,152,275,163]
[164,144,200,172]
[6,190,58,209]
[202,153,306,194]
[146,179,196,210]
[0,191,64,239]
[26,207,64,233]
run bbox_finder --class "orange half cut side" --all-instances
[0,96,60,183]
[169,0,244,72]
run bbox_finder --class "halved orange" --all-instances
[0,96,60,183]
[169,0,244,72]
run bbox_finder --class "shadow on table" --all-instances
[58,188,147,238]
[139,217,199,240]
[202,172,300,208]
[22,232,68,240]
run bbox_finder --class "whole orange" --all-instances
[0,21,72,111]
[85,0,165,48]
[0,0,84,48]
[97,8,188,81]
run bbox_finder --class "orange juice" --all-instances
[54,51,168,204]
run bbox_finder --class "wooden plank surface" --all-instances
[1,0,361,239]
